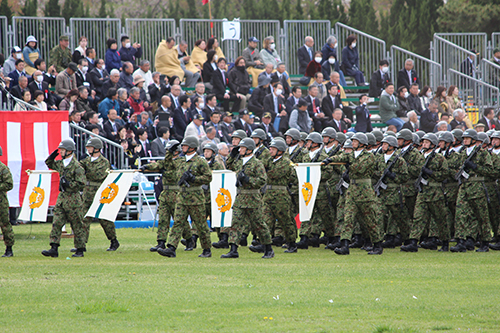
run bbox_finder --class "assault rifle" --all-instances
[414,147,437,192]
[455,146,479,186]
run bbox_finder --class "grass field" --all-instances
[1,223,500,333]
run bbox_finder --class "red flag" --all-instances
[202,0,210,4]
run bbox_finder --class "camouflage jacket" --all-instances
[50,45,72,73]
[301,148,335,201]
[254,145,272,164]
[415,150,448,202]
[398,146,425,197]
[46,156,86,195]
[145,155,183,188]
[374,152,409,206]
[284,145,308,164]
[231,155,267,209]
[263,155,294,204]
[80,154,111,198]
[203,157,225,203]
[456,147,494,199]
[0,162,13,205]
[226,154,243,171]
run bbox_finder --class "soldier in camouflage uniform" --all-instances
[451,129,494,252]
[79,138,120,252]
[250,129,272,163]
[401,133,449,252]
[488,131,500,250]
[50,35,72,73]
[42,139,87,258]
[222,138,274,259]
[0,146,15,257]
[157,136,213,258]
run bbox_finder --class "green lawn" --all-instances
[1,223,499,333]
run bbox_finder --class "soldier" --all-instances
[0,146,14,257]
[50,35,72,72]
[222,138,274,259]
[79,138,120,252]
[451,129,494,252]
[401,133,449,252]
[488,131,500,250]
[299,132,308,147]
[250,128,272,162]
[285,128,307,163]
[157,136,213,258]
[42,139,87,258]
[366,133,377,153]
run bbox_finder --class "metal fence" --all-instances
[481,58,500,91]
[0,16,8,55]
[448,68,499,124]
[435,33,487,60]
[390,45,442,90]
[0,86,42,111]
[11,16,67,65]
[125,18,176,70]
[492,33,500,55]
[283,20,331,75]
[335,22,386,84]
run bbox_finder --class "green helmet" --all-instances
[232,129,247,140]
[477,132,490,144]
[203,142,218,155]
[166,139,181,152]
[372,130,384,142]
[250,128,267,140]
[396,129,413,141]
[181,136,199,148]
[462,129,478,141]
[422,133,438,146]
[238,137,256,151]
[365,133,376,146]
[486,129,496,137]
[321,127,337,139]
[491,131,500,139]
[381,136,398,148]
[300,132,308,141]
[451,128,463,142]
[273,137,286,143]
[343,139,353,149]
[85,137,103,149]
[346,132,355,139]
[0,146,2,156]
[412,133,420,145]
[416,131,426,139]
[58,138,75,151]
[336,133,346,145]
[284,128,301,141]
[269,139,287,152]
[384,130,396,137]
[352,132,368,145]
[438,131,454,143]
[306,132,323,144]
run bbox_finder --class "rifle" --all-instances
[414,147,437,192]
[328,144,341,157]
[444,141,453,158]
[290,146,304,162]
[287,183,297,207]
[235,163,248,188]
[455,146,479,186]
[178,164,193,188]
[373,148,409,197]
[335,165,350,196]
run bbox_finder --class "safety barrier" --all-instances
[481,58,500,91]
[0,86,42,111]
[435,33,487,60]
[0,16,8,55]
[492,33,500,55]
[390,45,442,90]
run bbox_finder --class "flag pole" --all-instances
[209,0,213,37]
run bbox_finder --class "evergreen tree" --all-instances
[362,0,378,36]
[23,0,38,16]
[185,0,198,19]
[281,0,292,22]
[99,0,107,18]
[293,0,304,20]
[62,0,84,23]
[308,2,319,20]
[44,0,60,18]
[437,0,499,36]
[348,0,363,30]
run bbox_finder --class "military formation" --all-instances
[2,126,500,258]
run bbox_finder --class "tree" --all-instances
[62,0,84,23]
[44,0,60,17]
[281,0,292,21]
[23,0,38,16]
[99,0,107,18]
[437,0,500,36]
[185,0,198,19]
[0,0,12,21]
[292,0,304,20]
[259,0,280,20]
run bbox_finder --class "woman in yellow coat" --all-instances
[155,38,185,80]
[191,39,207,70]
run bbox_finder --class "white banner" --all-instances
[85,170,137,222]
[222,19,241,41]
[210,170,237,228]
[295,163,322,222]
[18,170,54,222]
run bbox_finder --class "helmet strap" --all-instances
[61,151,73,159]
[186,147,197,154]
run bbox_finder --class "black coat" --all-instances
[28,81,55,107]
[321,94,343,120]
[420,109,438,133]
[211,68,237,99]
[75,70,93,91]
[101,79,117,100]
[233,119,253,137]
[248,86,268,116]
[401,120,418,132]
[271,72,290,97]
[304,95,321,118]
[203,61,216,83]
[477,117,500,130]
[397,68,420,90]
[354,105,372,133]
[263,93,287,122]
[228,67,251,95]
[297,46,313,75]
[89,68,109,99]
[258,122,279,139]
[148,83,170,105]
[172,107,189,138]
[219,121,234,143]
[331,118,348,133]
[369,70,390,98]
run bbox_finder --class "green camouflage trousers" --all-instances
[485,183,500,239]
[168,203,211,249]
[383,203,410,240]
[50,193,85,248]
[341,197,384,243]
[157,190,177,241]
[263,196,297,243]
[82,187,116,243]
[428,207,451,241]
[409,195,447,240]
[228,206,272,246]
[0,203,14,247]
[455,192,492,242]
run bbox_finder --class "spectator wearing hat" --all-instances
[72,36,87,64]
[211,57,242,113]
[22,35,40,76]
[258,112,279,139]
[289,98,312,133]
[264,82,288,132]
[242,37,266,87]
[55,62,78,98]
[7,59,27,88]
[233,109,253,137]
[228,56,252,109]
[248,74,271,116]
[119,35,142,66]
[3,46,23,76]
[105,38,122,71]
[185,113,206,139]
[219,111,235,143]
[474,122,486,132]
[50,35,72,73]
[118,62,135,92]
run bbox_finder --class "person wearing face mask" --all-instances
[341,34,366,86]
[419,85,433,110]
[264,83,288,132]
[396,86,411,117]
[369,59,390,98]
[119,35,143,67]
[75,58,93,91]
[89,59,110,100]
[320,36,347,87]
[305,51,323,79]
[259,36,282,68]
[3,46,23,76]
[228,56,252,109]
[29,70,56,109]
[242,37,266,87]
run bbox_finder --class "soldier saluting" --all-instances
[0,146,15,257]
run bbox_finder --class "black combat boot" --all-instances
[368,242,383,255]
[296,235,309,249]
[239,233,248,246]
[192,235,198,249]
[362,239,373,251]
[465,237,475,251]
[2,246,13,257]
[107,239,120,251]
[319,236,329,245]
[349,234,364,248]
[334,239,350,255]
[284,242,297,253]
[450,239,467,252]
[489,240,500,250]
[212,233,229,249]
[251,237,260,246]
[476,241,489,252]
[381,235,395,248]
[72,248,85,257]
[439,241,449,252]
[394,233,403,247]
[249,244,266,253]
[310,234,320,248]
[70,247,86,252]
[42,243,59,257]
[421,237,438,250]
[184,236,195,251]
[326,236,341,250]
[158,244,176,257]
[198,248,212,257]
[150,240,166,252]
[221,243,239,258]
[262,244,275,259]
[400,239,418,252]
[272,235,285,247]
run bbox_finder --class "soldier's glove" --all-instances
[237,172,249,185]
[168,142,180,153]
[183,170,195,184]
[422,167,433,176]
[387,171,397,180]
[59,176,71,191]
[464,160,477,170]
[230,146,239,158]
[322,158,332,165]
[140,165,148,172]
[48,149,59,160]
[201,184,209,192]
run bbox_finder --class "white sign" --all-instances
[294,163,322,222]
[210,170,237,227]
[18,170,54,222]
[222,19,241,41]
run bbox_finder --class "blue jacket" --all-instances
[119,46,143,64]
[320,43,338,64]
[98,97,120,120]
[341,46,359,71]
[105,49,122,71]
[22,46,40,67]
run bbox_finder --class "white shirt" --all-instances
[91,156,99,162]
[407,69,412,83]
[324,145,335,153]
[186,153,195,161]
[273,156,282,163]
[452,146,462,153]
[63,156,72,167]
[466,146,474,156]
[242,155,253,165]
[424,151,432,158]
[308,149,319,160]
[384,151,394,163]
[493,148,500,155]
[354,149,363,158]
[288,145,297,154]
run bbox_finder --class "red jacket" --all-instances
[127,96,144,115]
[305,61,322,77]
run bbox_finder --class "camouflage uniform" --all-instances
[203,158,225,222]
[45,156,86,248]
[0,162,14,247]
[441,148,462,237]
[50,45,72,73]
[487,150,500,238]
[80,155,117,243]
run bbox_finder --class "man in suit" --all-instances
[199,126,221,150]
[233,109,253,137]
[150,126,170,157]
[172,94,191,139]
[286,86,302,113]
[304,85,324,131]
[136,128,152,162]
[263,83,288,133]
[211,57,242,113]
[29,70,56,108]
[402,110,419,132]
[154,95,172,117]
[354,95,372,133]
[397,59,420,90]
[8,59,27,89]
[311,72,328,101]
[203,94,218,120]
[103,108,126,141]
[75,58,93,91]
[407,83,423,116]
[89,59,109,100]
[460,50,477,78]
[321,84,344,122]
[248,75,271,116]
[168,85,182,112]
[85,47,96,72]
[219,111,235,143]
[189,82,207,110]
[420,100,439,133]
[86,111,107,137]
[331,108,348,133]
[205,111,224,141]
[258,112,279,139]
[326,71,353,121]
[369,59,390,98]
[148,73,170,106]
[10,76,29,100]
[477,107,500,130]
[271,63,291,97]
[450,109,468,130]
[190,96,206,124]
[297,36,314,75]
[100,69,120,101]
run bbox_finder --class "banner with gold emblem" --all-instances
[210,170,237,228]
[85,170,137,222]
[294,163,322,222]
[18,170,55,222]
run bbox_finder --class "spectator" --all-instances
[258,112,279,139]
[105,38,122,71]
[233,109,253,137]
[58,89,79,113]
[75,58,92,91]
[133,60,153,94]
[260,36,281,68]
[228,56,252,109]
[369,59,390,98]
[407,83,423,115]
[211,57,242,113]
[148,71,170,106]
[304,85,322,129]
[50,35,72,73]
[85,47,96,71]
[136,128,152,161]
[119,35,142,65]
[341,34,365,85]
[202,94,217,120]
[264,82,287,132]
[311,72,327,101]
[477,107,499,130]
[331,108,349,133]
[354,94,372,133]
[460,49,477,78]
[220,111,235,143]
[189,82,206,109]
[75,86,93,114]
[397,86,411,117]
[434,86,449,118]
[10,76,28,100]
[259,63,274,84]
[474,123,486,132]
[55,62,78,98]
[286,85,302,113]
[155,95,171,117]
[191,39,207,69]
[434,120,450,133]
[118,62,134,91]
[322,84,344,124]
[72,36,87,64]
[155,38,185,86]
[397,58,419,90]
[402,110,419,132]
[33,90,47,110]
[200,126,220,147]
[489,48,500,87]
[127,86,145,115]
[271,63,291,97]
[297,36,314,75]
[22,35,40,76]
[190,96,206,121]
[133,75,148,103]
[116,88,130,117]
[206,111,224,141]
[150,126,169,157]
[206,37,226,63]
[242,36,266,87]
[70,110,85,127]
[103,108,125,141]
[89,59,109,99]
[305,51,323,78]
[13,90,33,111]
[8,59,27,88]
[320,36,337,64]
[29,70,56,109]
[289,98,312,132]
[176,40,201,87]
[419,85,432,111]
[3,46,23,76]
[34,58,57,86]
[321,57,347,89]
[172,94,191,137]
[185,114,206,139]
[379,82,404,131]
[445,85,464,115]
[247,113,257,130]
[169,84,182,110]
[101,69,120,102]
[98,88,120,120]
[218,142,229,166]
[202,49,217,89]
[420,100,439,133]
[326,71,353,121]
[248,75,271,116]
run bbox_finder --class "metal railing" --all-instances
[69,123,127,169]
[0,15,7,55]
[0,83,42,110]
[435,33,487,60]
[431,35,477,87]
[390,45,442,90]
[335,22,386,83]
[283,20,331,75]
[448,68,499,124]
[481,58,500,90]
[492,33,500,56]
